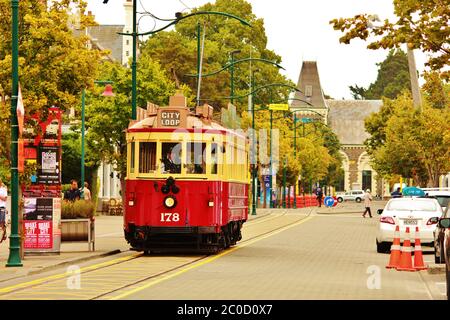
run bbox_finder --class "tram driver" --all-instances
[161,145,181,174]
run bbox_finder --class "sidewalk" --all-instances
[0,211,272,283]
[0,215,129,283]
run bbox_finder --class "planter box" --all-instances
[61,218,95,251]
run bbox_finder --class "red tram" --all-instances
[124,93,249,253]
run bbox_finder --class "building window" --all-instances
[305,85,313,97]
[362,170,372,192]
[126,51,129,57]
[126,40,129,45]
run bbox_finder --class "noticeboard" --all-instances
[37,145,61,185]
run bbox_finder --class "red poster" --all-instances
[24,220,53,249]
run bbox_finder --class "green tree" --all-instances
[422,71,449,109]
[85,58,181,188]
[0,0,102,180]
[365,92,450,187]
[349,49,411,99]
[141,0,293,112]
[330,0,450,80]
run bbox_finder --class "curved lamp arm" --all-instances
[185,58,284,78]
[119,11,251,37]
[221,83,301,100]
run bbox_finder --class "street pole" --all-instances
[293,113,297,209]
[7,0,22,267]
[407,45,422,111]
[131,0,137,120]
[251,69,256,215]
[282,159,287,208]
[80,88,86,199]
[269,109,273,208]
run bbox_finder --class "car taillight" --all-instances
[426,217,439,225]
[380,216,395,225]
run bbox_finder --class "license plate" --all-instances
[404,219,417,225]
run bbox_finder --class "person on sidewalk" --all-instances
[316,187,323,207]
[83,182,92,201]
[0,178,7,241]
[363,189,373,218]
[64,180,81,202]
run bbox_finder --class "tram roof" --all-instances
[127,92,244,137]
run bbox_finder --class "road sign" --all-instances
[269,104,289,111]
[324,196,335,207]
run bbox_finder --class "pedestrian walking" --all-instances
[64,179,81,202]
[0,178,8,241]
[83,182,92,201]
[363,189,373,218]
[316,186,323,207]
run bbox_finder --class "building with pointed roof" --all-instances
[292,61,387,196]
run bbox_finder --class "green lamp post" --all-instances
[80,81,114,199]
[6,0,22,267]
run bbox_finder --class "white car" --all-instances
[336,190,365,203]
[376,197,442,253]
[423,188,450,212]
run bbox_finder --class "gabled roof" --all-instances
[74,25,124,62]
[326,99,382,145]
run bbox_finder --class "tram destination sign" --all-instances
[161,110,181,127]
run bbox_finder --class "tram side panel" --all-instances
[125,179,223,231]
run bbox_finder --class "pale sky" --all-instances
[86,0,427,100]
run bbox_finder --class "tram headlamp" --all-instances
[164,195,177,209]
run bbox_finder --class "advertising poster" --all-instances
[23,197,60,252]
[37,145,60,185]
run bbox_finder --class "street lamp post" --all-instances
[80,82,114,199]
[229,50,241,105]
[6,0,22,267]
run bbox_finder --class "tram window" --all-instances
[130,142,135,173]
[161,142,182,174]
[139,142,156,173]
[211,143,218,174]
[186,142,206,174]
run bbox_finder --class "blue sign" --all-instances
[263,175,272,205]
[301,117,312,123]
[402,186,425,197]
[324,196,335,207]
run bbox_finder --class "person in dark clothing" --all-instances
[316,187,323,207]
[64,180,81,202]
[391,187,402,198]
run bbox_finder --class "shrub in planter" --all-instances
[62,200,95,219]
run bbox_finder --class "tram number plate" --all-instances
[403,219,417,225]
[160,213,180,222]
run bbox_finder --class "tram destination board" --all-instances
[161,110,181,127]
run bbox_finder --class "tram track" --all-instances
[0,210,313,300]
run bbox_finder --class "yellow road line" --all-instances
[0,252,141,294]
[110,216,314,300]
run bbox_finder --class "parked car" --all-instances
[437,216,450,300]
[423,188,450,212]
[434,207,449,263]
[336,190,364,203]
[376,197,442,253]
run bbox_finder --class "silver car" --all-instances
[336,190,365,203]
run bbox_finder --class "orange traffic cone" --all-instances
[413,226,427,271]
[396,227,415,272]
[386,225,401,269]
